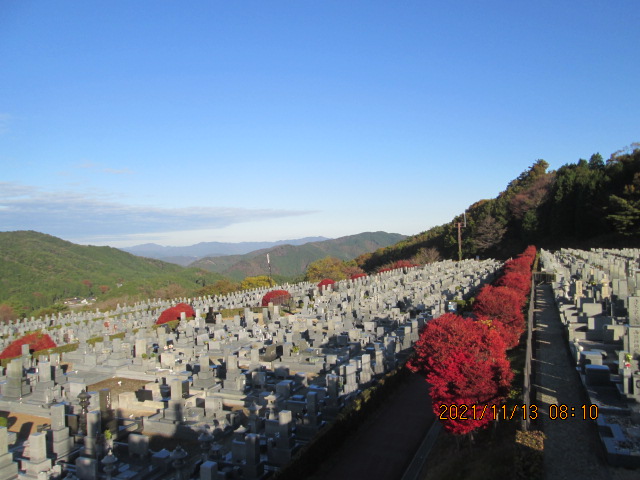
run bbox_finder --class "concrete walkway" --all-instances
[533,283,620,480]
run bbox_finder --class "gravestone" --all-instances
[47,404,72,459]
[21,432,52,477]
[75,456,98,480]
[628,327,640,359]
[0,427,18,479]
[128,433,149,458]
[200,460,218,480]
[628,297,640,327]
[2,359,30,399]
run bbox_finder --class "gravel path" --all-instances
[533,284,636,480]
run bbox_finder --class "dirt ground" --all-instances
[0,411,50,441]
[2,377,152,443]
[87,377,151,398]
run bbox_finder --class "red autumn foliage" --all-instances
[408,246,536,435]
[156,303,195,325]
[317,279,336,291]
[521,245,537,259]
[495,271,531,297]
[349,273,367,280]
[0,332,57,360]
[408,314,513,435]
[390,260,417,269]
[503,257,532,275]
[474,313,521,353]
[261,290,291,307]
[473,285,525,349]
[377,260,417,273]
[503,247,536,274]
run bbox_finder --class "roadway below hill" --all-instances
[308,372,435,480]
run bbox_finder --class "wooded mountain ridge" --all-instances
[0,231,225,318]
[355,144,640,272]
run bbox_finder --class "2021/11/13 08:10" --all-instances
[437,404,599,421]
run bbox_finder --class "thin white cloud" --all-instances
[74,161,134,175]
[75,161,100,169]
[0,181,314,239]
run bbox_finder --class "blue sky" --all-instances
[1,1,638,247]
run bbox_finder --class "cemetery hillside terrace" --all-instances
[1,245,639,479]
[0,255,505,479]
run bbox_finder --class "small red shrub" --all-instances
[377,260,417,273]
[317,279,336,292]
[350,273,367,280]
[156,303,195,325]
[0,332,57,360]
[261,290,291,307]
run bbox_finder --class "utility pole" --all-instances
[456,212,466,262]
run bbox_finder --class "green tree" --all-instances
[197,279,240,296]
[304,257,348,282]
[607,173,640,236]
[240,276,273,290]
[588,153,604,170]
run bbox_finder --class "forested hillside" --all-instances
[0,231,224,318]
[356,144,640,272]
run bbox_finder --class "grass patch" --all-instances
[422,423,544,480]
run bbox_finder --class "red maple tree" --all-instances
[408,314,513,435]
[473,285,525,349]
[495,271,531,297]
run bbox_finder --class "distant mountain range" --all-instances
[190,232,407,280]
[121,237,329,266]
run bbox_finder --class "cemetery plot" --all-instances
[0,257,501,479]
[540,247,640,468]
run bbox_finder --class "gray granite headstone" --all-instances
[629,327,640,356]
[0,427,18,479]
[628,297,640,327]
[50,404,66,430]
